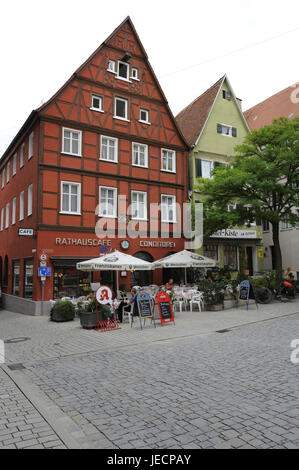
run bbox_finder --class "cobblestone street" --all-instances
[1,300,299,449]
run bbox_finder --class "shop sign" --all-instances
[18,228,34,236]
[56,238,112,247]
[210,229,257,239]
[139,241,176,248]
[96,286,113,305]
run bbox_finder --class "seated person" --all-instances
[165,278,174,290]
[117,288,138,322]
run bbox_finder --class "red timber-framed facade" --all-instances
[0,17,189,311]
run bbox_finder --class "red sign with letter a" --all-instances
[157,291,175,326]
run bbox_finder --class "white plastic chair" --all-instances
[190,292,205,312]
[122,303,133,324]
[173,288,186,312]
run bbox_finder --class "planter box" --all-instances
[80,311,97,329]
[206,303,224,311]
[50,309,75,322]
[223,299,235,310]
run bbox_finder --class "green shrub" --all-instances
[50,300,75,321]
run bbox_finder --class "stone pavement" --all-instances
[1,299,299,449]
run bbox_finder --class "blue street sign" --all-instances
[38,267,52,277]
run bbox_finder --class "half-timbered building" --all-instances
[0,17,189,314]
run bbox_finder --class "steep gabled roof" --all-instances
[244,83,299,129]
[175,76,225,146]
[0,16,188,164]
[176,75,250,147]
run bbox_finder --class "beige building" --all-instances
[245,84,299,279]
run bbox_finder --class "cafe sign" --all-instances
[210,229,257,239]
[19,228,34,236]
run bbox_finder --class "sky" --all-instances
[0,0,298,157]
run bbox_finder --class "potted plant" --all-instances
[79,298,113,329]
[199,279,225,311]
[50,300,75,322]
[223,280,238,309]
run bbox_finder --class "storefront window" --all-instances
[24,259,33,299]
[12,260,20,296]
[54,267,91,299]
[223,246,238,271]
[203,244,219,260]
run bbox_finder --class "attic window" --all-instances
[117,61,129,80]
[222,90,231,100]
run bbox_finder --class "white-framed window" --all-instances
[100,136,118,163]
[107,60,116,73]
[139,108,150,124]
[13,153,17,176]
[62,128,82,156]
[6,161,10,183]
[161,195,176,223]
[114,97,129,121]
[20,143,25,168]
[161,149,176,173]
[132,143,148,168]
[2,168,5,188]
[222,90,231,100]
[60,182,81,215]
[117,61,129,81]
[12,197,16,225]
[0,208,4,231]
[131,67,139,80]
[99,186,117,218]
[91,95,103,112]
[28,132,34,159]
[131,191,147,220]
[201,160,214,179]
[5,202,10,229]
[27,184,33,216]
[19,191,24,221]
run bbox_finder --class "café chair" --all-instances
[190,292,205,313]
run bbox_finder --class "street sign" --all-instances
[18,228,34,236]
[40,261,47,267]
[40,253,48,261]
[38,267,51,277]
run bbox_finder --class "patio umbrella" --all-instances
[76,250,153,292]
[153,249,218,283]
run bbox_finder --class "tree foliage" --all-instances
[195,117,299,275]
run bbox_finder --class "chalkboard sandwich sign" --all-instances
[136,292,156,329]
[157,291,175,326]
[238,280,258,310]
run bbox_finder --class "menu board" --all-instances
[136,292,153,318]
[157,291,174,325]
[239,281,250,301]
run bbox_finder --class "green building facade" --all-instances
[176,75,264,275]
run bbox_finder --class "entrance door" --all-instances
[246,247,253,276]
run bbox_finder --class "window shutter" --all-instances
[195,159,202,178]
[217,123,222,134]
[232,127,237,137]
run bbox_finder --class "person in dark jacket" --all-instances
[117,288,138,322]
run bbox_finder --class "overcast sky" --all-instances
[1,0,298,157]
